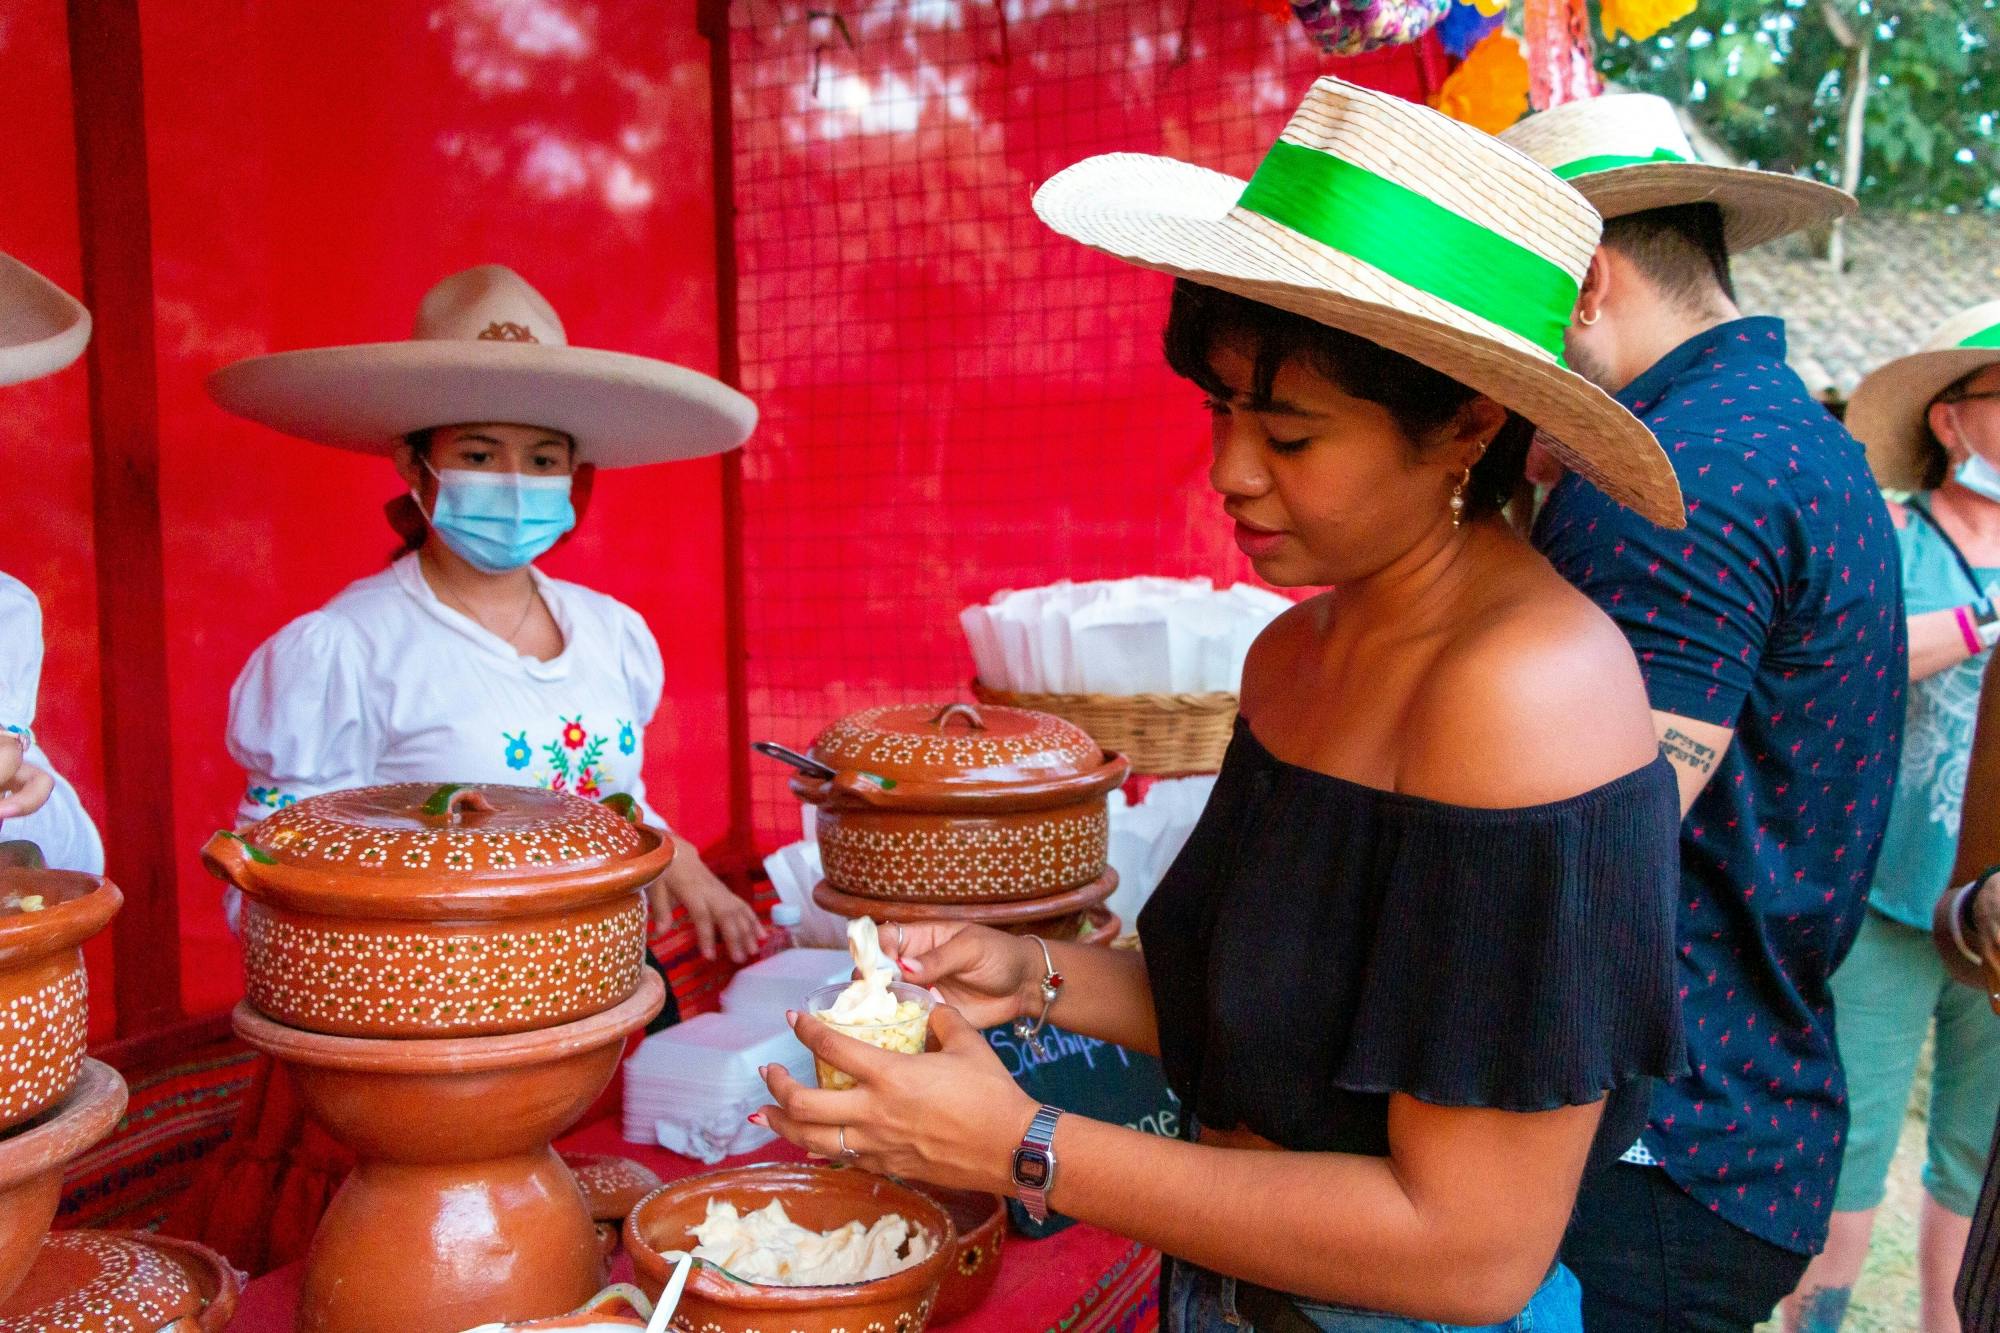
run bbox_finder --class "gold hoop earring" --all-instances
[1450,468,1470,528]
[1578,308,1600,327]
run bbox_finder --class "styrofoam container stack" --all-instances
[719,948,855,1024]
[621,1012,816,1163]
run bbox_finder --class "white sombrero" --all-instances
[0,253,90,388]
[1034,76,1685,528]
[1501,94,1854,253]
[207,264,756,467]
[1846,300,2000,492]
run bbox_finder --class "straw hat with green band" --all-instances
[1033,76,1686,529]
[1847,300,2000,492]
[1501,93,1854,254]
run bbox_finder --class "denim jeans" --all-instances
[1164,1260,1584,1332]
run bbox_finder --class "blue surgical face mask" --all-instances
[420,464,576,572]
[1957,453,2000,505]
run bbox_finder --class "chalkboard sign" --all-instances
[985,1022,1180,1238]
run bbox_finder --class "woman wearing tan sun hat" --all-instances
[0,252,103,875]
[752,76,1686,1332]
[1785,300,2000,1333]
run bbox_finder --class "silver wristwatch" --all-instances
[1012,1104,1064,1223]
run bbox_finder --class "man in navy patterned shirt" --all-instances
[1505,98,1905,1331]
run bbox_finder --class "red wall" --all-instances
[6,0,1441,1035]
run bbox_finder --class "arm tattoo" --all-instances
[1660,727,1718,776]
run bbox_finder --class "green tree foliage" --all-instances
[1597,0,1998,210]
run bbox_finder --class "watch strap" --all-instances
[1013,1104,1063,1223]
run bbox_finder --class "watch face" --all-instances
[1012,1147,1051,1189]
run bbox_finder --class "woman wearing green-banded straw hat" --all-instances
[754,78,1686,1331]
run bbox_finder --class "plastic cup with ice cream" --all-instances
[804,979,933,1089]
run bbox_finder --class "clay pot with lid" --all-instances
[780,704,1128,904]
[0,842,120,1133]
[0,1229,243,1332]
[202,783,674,1038]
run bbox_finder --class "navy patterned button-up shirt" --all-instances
[1535,316,1906,1253]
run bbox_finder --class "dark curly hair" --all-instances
[1162,280,1533,520]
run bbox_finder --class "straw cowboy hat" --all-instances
[208,264,755,467]
[1501,94,1854,253]
[1034,76,1685,527]
[0,253,90,388]
[1846,300,2000,492]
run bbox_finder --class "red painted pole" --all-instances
[699,0,757,876]
[67,0,185,1034]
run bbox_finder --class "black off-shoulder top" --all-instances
[1137,720,1686,1170]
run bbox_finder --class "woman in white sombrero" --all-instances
[188,265,763,1272]
[756,79,1687,1331]
[0,253,103,874]
[1787,301,2000,1333]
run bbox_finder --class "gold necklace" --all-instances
[427,556,539,645]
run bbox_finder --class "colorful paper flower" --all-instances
[503,731,532,770]
[561,717,588,750]
[618,721,637,756]
[1437,0,1505,58]
[1432,30,1530,134]
[1598,0,1695,41]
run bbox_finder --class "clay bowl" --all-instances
[0,1058,126,1307]
[1076,906,1121,948]
[202,783,675,1038]
[0,1228,238,1331]
[907,1186,1006,1323]
[0,857,121,1132]
[626,1163,956,1333]
[811,868,1116,935]
[560,1152,664,1260]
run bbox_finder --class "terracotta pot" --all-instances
[907,1186,1006,1323]
[779,704,1127,904]
[233,971,664,1333]
[203,782,674,1038]
[811,869,1117,941]
[625,1162,956,1333]
[0,1230,244,1331]
[0,845,121,1132]
[560,1152,664,1261]
[0,1058,127,1308]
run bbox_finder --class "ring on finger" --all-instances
[838,1126,858,1159]
[892,922,907,955]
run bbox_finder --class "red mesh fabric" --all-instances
[726,2,1444,848]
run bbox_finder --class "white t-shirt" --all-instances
[228,554,667,834]
[0,574,105,875]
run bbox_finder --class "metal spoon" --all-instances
[752,741,836,781]
[645,1253,694,1333]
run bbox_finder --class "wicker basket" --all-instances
[971,680,1238,776]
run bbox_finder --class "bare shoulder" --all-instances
[1400,580,1658,808]
[1238,594,1327,717]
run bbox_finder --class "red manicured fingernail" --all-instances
[785,1010,799,1025]
[748,1113,766,1126]
[898,958,917,973]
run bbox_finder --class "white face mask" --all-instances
[1956,453,2000,505]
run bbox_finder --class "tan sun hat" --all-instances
[1501,94,1854,253]
[1504,94,1856,253]
[0,253,90,389]
[1846,301,2000,492]
[1034,76,1685,528]
[207,264,755,467]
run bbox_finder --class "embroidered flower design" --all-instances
[503,731,533,770]
[618,721,637,756]
[576,768,603,799]
[561,717,588,750]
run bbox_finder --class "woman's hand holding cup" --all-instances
[889,922,1044,1030]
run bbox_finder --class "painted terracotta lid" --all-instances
[0,1231,208,1332]
[809,703,1105,791]
[203,783,675,918]
[562,1152,666,1223]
